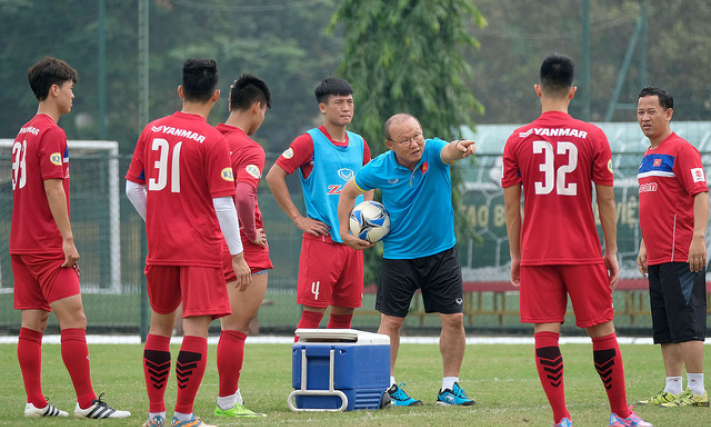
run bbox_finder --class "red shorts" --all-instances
[296,235,363,309]
[519,263,613,328]
[12,254,81,311]
[145,265,231,320]
[222,241,273,282]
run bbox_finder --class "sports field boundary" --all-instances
[1,335,710,345]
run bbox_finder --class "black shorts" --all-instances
[376,246,463,318]
[648,262,707,344]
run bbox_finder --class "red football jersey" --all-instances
[275,125,371,177]
[126,112,235,267]
[502,111,613,265]
[638,132,708,265]
[215,123,266,243]
[10,114,70,255]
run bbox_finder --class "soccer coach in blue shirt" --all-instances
[337,113,476,407]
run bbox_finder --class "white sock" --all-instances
[173,412,192,422]
[687,373,705,396]
[390,377,396,388]
[664,376,683,395]
[149,411,166,421]
[442,377,458,391]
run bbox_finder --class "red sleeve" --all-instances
[501,134,522,188]
[206,136,236,199]
[39,126,67,180]
[235,145,264,189]
[126,128,148,184]
[363,138,371,165]
[275,133,314,174]
[674,143,708,196]
[235,182,258,241]
[591,128,614,186]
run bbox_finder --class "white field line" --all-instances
[1,335,710,345]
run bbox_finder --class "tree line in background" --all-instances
[1,0,709,153]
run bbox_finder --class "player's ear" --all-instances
[211,89,220,103]
[666,107,673,121]
[385,139,394,151]
[534,84,542,98]
[177,85,184,100]
[318,102,327,115]
[569,86,577,100]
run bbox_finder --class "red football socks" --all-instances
[217,330,247,397]
[174,336,208,414]
[143,334,171,413]
[295,310,324,342]
[592,333,630,418]
[18,327,46,407]
[327,313,353,329]
[534,331,570,424]
[60,328,97,408]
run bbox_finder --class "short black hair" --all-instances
[638,86,673,110]
[27,57,78,101]
[314,77,353,104]
[182,58,219,102]
[540,53,574,98]
[230,74,272,111]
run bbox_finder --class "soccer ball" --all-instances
[349,201,391,243]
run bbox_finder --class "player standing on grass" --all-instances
[126,58,250,427]
[634,87,709,408]
[212,74,273,418]
[266,77,372,339]
[337,113,477,407]
[11,57,130,420]
[502,53,652,427]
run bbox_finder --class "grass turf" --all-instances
[1,341,708,426]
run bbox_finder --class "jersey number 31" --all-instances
[149,138,182,193]
[533,140,578,196]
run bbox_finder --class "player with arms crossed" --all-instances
[126,59,250,427]
[635,87,709,408]
[502,54,652,427]
[11,57,130,420]
[213,74,273,418]
[338,113,477,407]
[266,77,372,337]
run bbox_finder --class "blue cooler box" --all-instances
[289,329,390,411]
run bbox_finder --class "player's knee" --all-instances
[441,313,464,329]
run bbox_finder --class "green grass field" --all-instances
[1,341,709,426]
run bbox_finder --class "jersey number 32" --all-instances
[533,140,578,196]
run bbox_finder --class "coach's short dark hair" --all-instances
[638,86,673,110]
[27,57,78,101]
[230,74,272,111]
[314,77,352,104]
[182,58,219,102]
[540,53,574,98]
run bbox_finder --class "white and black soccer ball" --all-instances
[349,201,391,243]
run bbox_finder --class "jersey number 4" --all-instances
[533,140,578,196]
[149,138,182,193]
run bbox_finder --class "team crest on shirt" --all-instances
[421,162,429,174]
[338,168,354,181]
[50,152,62,166]
[607,159,613,174]
[245,164,261,179]
[221,167,234,181]
[691,168,706,183]
[282,148,294,159]
[653,159,662,167]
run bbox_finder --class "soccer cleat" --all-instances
[74,393,131,419]
[143,415,166,427]
[213,402,266,417]
[609,409,653,427]
[635,390,679,405]
[170,415,216,427]
[659,388,710,408]
[24,401,69,418]
[387,382,423,407]
[553,417,573,427]
[436,382,476,406]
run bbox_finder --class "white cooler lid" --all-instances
[295,328,390,345]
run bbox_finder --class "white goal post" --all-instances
[0,139,121,294]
